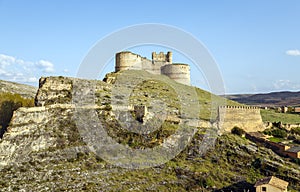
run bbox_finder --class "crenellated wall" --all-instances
[218,106,265,133]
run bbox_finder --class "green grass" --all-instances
[268,137,284,143]
[261,109,300,124]
[110,70,243,122]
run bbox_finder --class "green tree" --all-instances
[231,126,245,136]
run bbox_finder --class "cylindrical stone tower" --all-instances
[115,52,143,72]
[161,63,190,85]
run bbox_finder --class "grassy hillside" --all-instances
[261,110,300,124]
[0,79,37,98]
[106,70,242,122]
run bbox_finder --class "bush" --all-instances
[271,129,287,138]
[263,128,287,138]
[291,127,300,135]
[231,126,245,136]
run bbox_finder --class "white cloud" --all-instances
[273,79,300,90]
[286,49,300,56]
[0,54,16,67]
[63,69,69,73]
[36,60,55,73]
[0,53,55,84]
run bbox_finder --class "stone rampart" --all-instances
[218,106,265,133]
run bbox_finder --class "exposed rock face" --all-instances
[35,76,73,106]
[0,73,299,191]
[0,105,76,168]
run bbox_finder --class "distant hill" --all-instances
[225,91,300,107]
[0,79,37,98]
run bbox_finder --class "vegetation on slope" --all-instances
[1,74,299,191]
[0,79,37,98]
[0,92,34,138]
[261,109,300,124]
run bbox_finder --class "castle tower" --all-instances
[151,51,172,64]
[115,52,143,72]
[150,51,172,74]
[161,63,190,85]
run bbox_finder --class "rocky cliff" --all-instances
[0,71,299,191]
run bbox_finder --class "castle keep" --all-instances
[115,51,190,85]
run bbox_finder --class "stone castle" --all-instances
[115,51,190,85]
[115,51,266,133]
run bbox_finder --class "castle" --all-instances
[115,51,190,85]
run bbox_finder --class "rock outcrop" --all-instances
[0,72,299,191]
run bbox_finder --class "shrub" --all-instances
[231,126,245,136]
[271,128,287,138]
[263,128,287,138]
[291,127,300,135]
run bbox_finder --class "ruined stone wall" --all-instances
[161,64,190,85]
[115,52,152,72]
[218,106,265,133]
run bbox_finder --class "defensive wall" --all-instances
[218,106,265,133]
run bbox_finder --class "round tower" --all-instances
[161,63,190,85]
[115,51,143,72]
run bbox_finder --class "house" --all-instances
[284,146,300,159]
[294,106,300,113]
[254,176,288,192]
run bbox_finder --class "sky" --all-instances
[0,0,300,94]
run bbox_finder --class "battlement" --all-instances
[219,105,260,110]
[115,51,190,85]
[152,51,172,63]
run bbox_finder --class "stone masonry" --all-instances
[218,106,265,133]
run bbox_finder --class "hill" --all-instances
[0,79,37,98]
[225,91,300,107]
[0,71,299,191]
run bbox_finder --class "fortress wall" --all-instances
[115,52,151,72]
[218,106,265,133]
[141,59,158,74]
[161,64,190,85]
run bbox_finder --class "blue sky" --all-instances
[0,0,300,94]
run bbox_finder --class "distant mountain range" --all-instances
[225,91,300,107]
